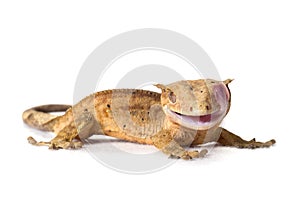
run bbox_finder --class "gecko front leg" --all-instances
[151,130,208,160]
[217,127,276,148]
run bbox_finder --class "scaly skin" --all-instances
[23,79,276,159]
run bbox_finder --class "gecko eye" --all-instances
[168,91,176,103]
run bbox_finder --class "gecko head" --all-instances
[155,79,233,130]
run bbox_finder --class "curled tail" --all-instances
[22,104,71,132]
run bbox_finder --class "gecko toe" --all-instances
[199,149,208,157]
[27,136,37,145]
[71,141,83,149]
[270,139,276,145]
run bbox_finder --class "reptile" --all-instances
[22,79,276,159]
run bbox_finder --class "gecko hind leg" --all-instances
[27,124,83,149]
[217,128,276,149]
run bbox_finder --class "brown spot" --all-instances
[190,107,193,112]
[200,90,203,93]
[206,105,210,110]
[142,118,144,121]
[123,124,126,128]
[107,104,110,108]
[190,86,193,91]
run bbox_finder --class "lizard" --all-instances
[22,79,276,160]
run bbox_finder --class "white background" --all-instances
[1,0,299,199]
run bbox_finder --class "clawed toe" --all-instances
[27,136,38,145]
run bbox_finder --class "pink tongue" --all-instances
[199,114,211,122]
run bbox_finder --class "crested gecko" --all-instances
[23,79,275,159]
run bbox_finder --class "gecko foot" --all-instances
[27,136,83,150]
[217,128,276,149]
[179,149,208,160]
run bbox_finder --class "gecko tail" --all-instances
[22,104,71,132]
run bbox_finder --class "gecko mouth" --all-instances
[166,109,225,130]
[174,111,215,123]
